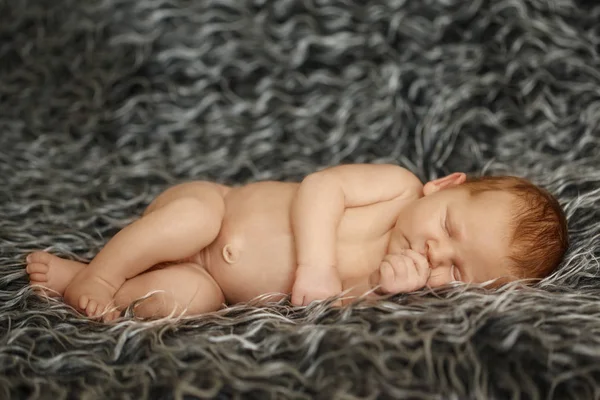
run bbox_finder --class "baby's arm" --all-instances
[290,163,423,306]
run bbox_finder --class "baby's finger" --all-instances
[378,255,409,293]
[402,249,431,282]
[380,261,396,284]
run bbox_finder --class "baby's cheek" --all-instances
[426,267,453,288]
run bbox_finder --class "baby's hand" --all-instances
[369,249,431,295]
[291,264,343,306]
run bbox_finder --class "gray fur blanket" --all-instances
[1,0,600,399]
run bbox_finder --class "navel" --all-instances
[222,243,239,264]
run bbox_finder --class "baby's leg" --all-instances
[26,252,225,321]
[113,263,225,320]
[62,183,226,318]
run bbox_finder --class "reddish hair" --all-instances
[462,175,569,280]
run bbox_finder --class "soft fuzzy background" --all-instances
[1,0,600,399]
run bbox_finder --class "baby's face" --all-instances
[388,185,516,287]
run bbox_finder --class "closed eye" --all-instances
[444,208,452,237]
[451,265,462,282]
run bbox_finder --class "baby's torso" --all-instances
[201,181,411,304]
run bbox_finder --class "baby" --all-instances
[25,164,569,322]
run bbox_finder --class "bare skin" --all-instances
[26,164,517,322]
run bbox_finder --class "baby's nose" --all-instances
[424,241,454,269]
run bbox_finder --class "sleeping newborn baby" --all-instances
[25,164,569,321]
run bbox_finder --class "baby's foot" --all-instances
[26,251,85,297]
[63,268,121,321]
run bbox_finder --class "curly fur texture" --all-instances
[1,0,600,398]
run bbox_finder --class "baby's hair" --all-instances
[462,175,569,280]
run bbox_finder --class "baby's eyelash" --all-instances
[451,264,463,282]
[443,208,451,236]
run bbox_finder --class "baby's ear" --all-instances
[423,172,466,196]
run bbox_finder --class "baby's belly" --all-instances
[203,234,379,305]
[199,180,393,305]
[204,227,296,304]
[203,232,386,305]
[202,182,299,304]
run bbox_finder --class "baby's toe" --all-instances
[85,300,99,316]
[28,272,48,282]
[27,251,53,265]
[103,309,121,323]
[78,295,90,311]
[26,263,49,274]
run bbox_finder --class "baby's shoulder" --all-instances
[402,183,423,201]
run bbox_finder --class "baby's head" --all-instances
[390,172,569,287]
[460,174,569,282]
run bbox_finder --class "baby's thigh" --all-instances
[114,263,225,318]
[143,181,228,216]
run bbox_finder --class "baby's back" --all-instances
[203,181,406,304]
